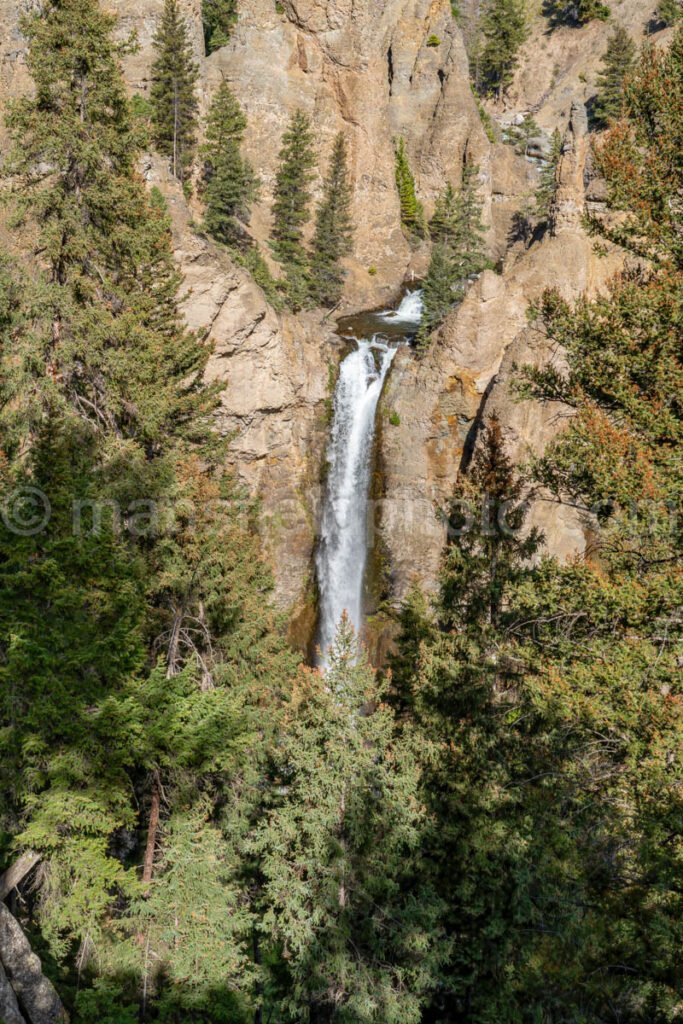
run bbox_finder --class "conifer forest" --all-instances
[0,0,680,1022]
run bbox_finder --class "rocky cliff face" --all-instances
[204,0,492,306]
[378,101,626,601]
[0,0,635,649]
[0,0,498,636]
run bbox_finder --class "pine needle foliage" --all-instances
[416,163,487,352]
[535,127,562,220]
[479,0,529,99]
[202,82,259,247]
[202,0,238,54]
[253,619,447,1024]
[543,0,610,26]
[592,26,637,129]
[395,137,426,238]
[150,0,199,182]
[0,4,298,1016]
[271,109,317,309]
[309,133,354,307]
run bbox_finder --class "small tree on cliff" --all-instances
[202,0,237,53]
[309,133,354,307]
[479,0,529,99]
[395,137,426,238]
[417,164,487,352]
[271,109,317,308]
[202,82,259,246]
[150,0,199,182]
[592,27,637,129]
[535,127,562,220]
[543,0,610,26]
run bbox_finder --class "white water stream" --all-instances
[315,290,423,665]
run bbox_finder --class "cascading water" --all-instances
[315,290,423,666]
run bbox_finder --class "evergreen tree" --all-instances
[202,0,238,53]
[534,126,562,220]
[271,109,317,309]
[202,82,259,247]
[417,164,487,351]
[416,244,457,346]
[543,0,610,26]
[253,619,446,1024]
[395,137,426,237]
[592,26,637,129]
[309,133,354,307]
[150,0,199,182]
[1,3,298,1018]
[479,0,529,99]
[393,417,547,1018]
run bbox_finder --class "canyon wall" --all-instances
[0,0,640,643]
[378,102,626,601]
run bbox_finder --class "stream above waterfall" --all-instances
[315,289,423,667]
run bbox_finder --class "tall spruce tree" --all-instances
[479,0,529,99]
[150,0,199,182]
[417,164,487,351]
[592,26,637,129]
[202,81,259,247]
[1,4,298,1019]
[309,133,354,307]
[395,137,426,237]
[202,0,238,53]
[271,109,317,309]
[253,619,446,1024]
[391,416,547,1018]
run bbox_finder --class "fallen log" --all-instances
[0,852,41,903]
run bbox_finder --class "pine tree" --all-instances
[543,0,610,26]
[393,417,547,1018]
[202,0,238,53]
[417,164,487,351]
[271,109,317,308]
[534,126,562,220]
[395,137,426,237]
[592,26,637,129]
[150,0,199,182]
[1,3,298,1016]
[253,619,446,1024]
[416,244,457,348]
[202,81,259,247]
[479,0,529,99]
[309,133,354,307]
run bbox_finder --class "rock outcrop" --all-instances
[201,0,493,306]
[148,160,333,626]
[378,102,625,601]
[0,0,636,645]
[0,904,68,1024]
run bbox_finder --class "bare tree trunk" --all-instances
[142,771,161,889]
[0,852,40,902]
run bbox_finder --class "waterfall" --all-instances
[315,290,423,666]
[378,288,424,326]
